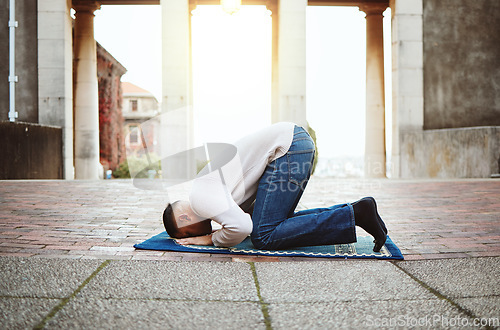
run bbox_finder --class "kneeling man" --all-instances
[163,122,387,252]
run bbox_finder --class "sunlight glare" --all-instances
[192,5,272,144]
[306,6,367,158]
[221,0,242,15]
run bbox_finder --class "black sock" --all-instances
[352,198,387,252]
[353,197,387,234]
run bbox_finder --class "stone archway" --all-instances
[67,0,392,179]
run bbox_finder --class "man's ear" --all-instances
[177,213,192,226]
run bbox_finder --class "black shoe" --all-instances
[352,197,387,252]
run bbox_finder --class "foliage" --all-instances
[112,161,131,178]
[112,154,161,179]
[307,123,319,175]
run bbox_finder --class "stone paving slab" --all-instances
[78,260,259,302]
[396,257,500,298]
[0,256,499,328]
[254,261,435,303]
[0,257,102,298]
[267,299,475,329]
[456,297,500,321]
[396,257,500,324]
[46,299,265,330]
[0,297,60,329]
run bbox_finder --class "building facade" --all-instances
[121,82,161,157]
[97,42,127,173]
[396,0,500,178]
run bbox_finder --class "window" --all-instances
[129,125,139,144]
[130,100,138,112]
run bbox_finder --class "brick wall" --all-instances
[97,43,127,172]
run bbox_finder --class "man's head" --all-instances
[163,200,212,238]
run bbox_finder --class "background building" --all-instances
[97,42,127,174]
[0,0,498,179]
[122,82,161,157]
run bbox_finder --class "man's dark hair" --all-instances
[163,202,179,238]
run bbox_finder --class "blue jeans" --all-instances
[250,125,356,250]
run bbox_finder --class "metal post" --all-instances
[8,0,18,122]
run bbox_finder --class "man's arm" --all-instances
[210,205,253,247]
[189,195,253,247]
[189,169,253,247]
[176,205,253,247]
[176,233,213,246]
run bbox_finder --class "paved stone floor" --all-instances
[1,256,498,329]
[0,177,499,261]
[1,178,499,329]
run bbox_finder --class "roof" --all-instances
[96,42,127,75]
[122,82,154,96]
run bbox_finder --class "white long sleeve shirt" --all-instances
[189,122,296,247]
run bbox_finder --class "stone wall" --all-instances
[0,0,38,123]
[423,0,500,129]
[397,0,500,178]
[401,127,499,178]
[0,121,63,179]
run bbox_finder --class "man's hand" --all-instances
[176,234,213,246]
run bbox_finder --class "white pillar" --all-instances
[160,0,194,181]
[271,0,307,128]
[73,1,100,180]
[390,0,424,178]
[38,0,74,179]
[361,4,387,178]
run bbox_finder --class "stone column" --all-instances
[38,0,74,179]
[271,0,307,128]
[160,0,194,182]
[361,4,387,178]
[73,1,100,179]
[390,0,424,178]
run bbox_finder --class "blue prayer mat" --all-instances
[134,232,404,260]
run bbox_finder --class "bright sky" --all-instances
[94,5,391,159]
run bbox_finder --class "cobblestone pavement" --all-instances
[0,177,499,261]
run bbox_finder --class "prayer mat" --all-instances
[134,232,404,260]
